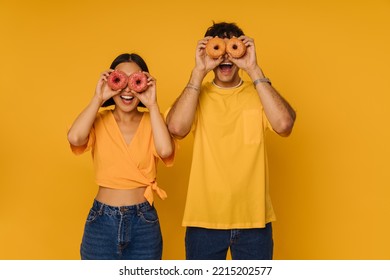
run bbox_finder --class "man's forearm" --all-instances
[167,70,204,138]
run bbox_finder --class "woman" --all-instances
[67,53,175,260]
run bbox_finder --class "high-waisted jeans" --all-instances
[80,199,162,260]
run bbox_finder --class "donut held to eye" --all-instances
[128,72,149,93]
[206,37,226,59]
[226,38,246,58]
[107,70,129,91]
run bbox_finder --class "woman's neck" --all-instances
[112,108,142,123]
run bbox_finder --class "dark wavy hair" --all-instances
[101,53,148,108]
[204,21,245,39]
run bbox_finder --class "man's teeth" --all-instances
[121,95,134,100]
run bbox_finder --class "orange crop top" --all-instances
[70,109,174,205]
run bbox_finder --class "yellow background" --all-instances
[1,0,389,259]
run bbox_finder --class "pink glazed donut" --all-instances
[107,70,128,90]
[128,72,148,93]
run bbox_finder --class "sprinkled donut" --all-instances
[206,37,226,59]
[107,70,128,91]
[128,72,148,93]
[226,38,246,58]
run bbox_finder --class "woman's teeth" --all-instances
[120,95,134,100]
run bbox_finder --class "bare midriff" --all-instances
[95,186,147,207]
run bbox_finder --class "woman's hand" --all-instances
[94,70,121,105]
[133,72,157,109]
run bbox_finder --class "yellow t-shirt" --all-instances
[70,109,174,205]
[182,81,276,229]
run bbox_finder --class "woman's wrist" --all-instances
[146,103,160,112]
[92,94,105,107]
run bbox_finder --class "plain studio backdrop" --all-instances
[0,0,389,259]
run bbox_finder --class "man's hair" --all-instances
[204,21,245,38]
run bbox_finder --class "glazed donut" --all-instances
[128,72,148,93]
[107,70,128,91]
[206,37,226,59]
[226,38,246,58]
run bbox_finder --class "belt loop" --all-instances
[98,201,104,215]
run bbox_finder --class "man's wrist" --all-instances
[191,68,207,82]
[253,77,272,87]
[186,83,200,92]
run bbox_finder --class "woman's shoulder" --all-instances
[92,109,113,127]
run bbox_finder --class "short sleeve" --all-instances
[262,108,276,134]
[69,128,95,155]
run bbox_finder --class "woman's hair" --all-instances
[101,53,148,108]
[204,21,245,39]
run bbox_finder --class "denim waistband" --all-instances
[92,199,152,215]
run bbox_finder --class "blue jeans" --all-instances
[80,200,162,260]
[185,223,273,260]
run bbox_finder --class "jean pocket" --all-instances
[139,207,159,224]
[85,208,99,224]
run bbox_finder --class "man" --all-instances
[166,22,296,260]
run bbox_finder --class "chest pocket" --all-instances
[242,109,263,145]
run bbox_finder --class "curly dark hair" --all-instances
[204,21,245,39]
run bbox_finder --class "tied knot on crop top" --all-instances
[70,110,174,205]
